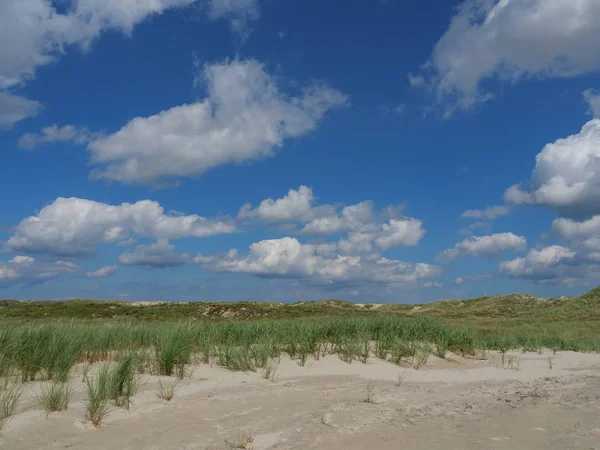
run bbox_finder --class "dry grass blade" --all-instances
[362,380,377,404]
[157,379,178,401]
[226,427,254,449]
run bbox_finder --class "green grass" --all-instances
[0,378,23,435]
[36,381,73,412]
[0,311,598,386]
[84,367,111,427]
[0,285,597,428]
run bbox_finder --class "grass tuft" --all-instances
[0,378,23,435]
[36,381,73,413]
[84,367,111,427]
[157,379,178,401]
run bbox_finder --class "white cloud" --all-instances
[408,74,425,88]
[87,59,347,185]
[4,197,235,257]
[0,0,263,93]
[583,89,600,118]
[500,245,579,284]
[0,92,40,129]
[301,201,375,234]
[423,281,443,288]
[87,265,118,278]
[196,237,440,287]
[373,219,425,250]
[18,124,101,150]
[238,186,331,223]
[439,232,526,261]
[454,273,491,285]
[505,119,600,218]
[118,241,191,268]
[461,205,510,220]
[0,0,201,91]
[419,0,600,110]
[239,187,423,252]
[550,215,600,241]
[206,0,259,42]
[0,256,79,286]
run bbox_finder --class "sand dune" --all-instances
[2,350,600,449]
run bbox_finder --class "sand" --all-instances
[2,350,600,449]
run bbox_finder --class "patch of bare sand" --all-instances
[3,350,600,449]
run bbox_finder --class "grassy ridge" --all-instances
[2,287,599,320]
[1,286,599,331]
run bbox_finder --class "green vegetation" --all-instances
[0,286,597,427]
[84,368,111,427]
[0,378,23,435]
[36,381,73,412]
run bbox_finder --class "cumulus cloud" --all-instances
[18,124,101,150]
[504,119,600,218]
[300,201,375,234]
[0,0,262,91]
[461,205,510,220]
[118,241,191,268]
[195,237,440,287]
[0,92,40,129]
[0,1,262,125]
[87,60,348,185]
[417,0,600,111]
[87,265,118,278]
[500,245,582,284]
[583,89,600,118]
[238,186,333,223]
[239,186,423,252]
[550,215,600,241]
[0,256,79,286]
[439,232,526,261]
[4,197,235,257]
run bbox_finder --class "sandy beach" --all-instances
[3,350,600,450]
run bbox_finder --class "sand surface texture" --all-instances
[3,350,600,449]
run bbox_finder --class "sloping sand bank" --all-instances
[3,350,600,449]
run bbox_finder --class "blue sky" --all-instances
[1,0,600,302]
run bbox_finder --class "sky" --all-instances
[1,0,600,303]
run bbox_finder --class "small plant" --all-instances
[0,378,23,435]
[108,354,144,410]
[395,372,407,387]
[390,339,413,365]
[263,359,279,382]
[358,337,370,364]
[506,355,520,370]
[226,427,254,449]
[157,379,178,401]
[81,362,92,383]
[412,343,431,370]
[84,369,111,427]
[36,381,73,413]
[207,380,223,399]
[362,380,377,404]
[434,335,449,359]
